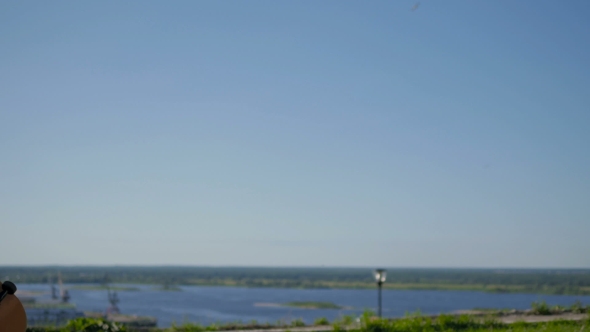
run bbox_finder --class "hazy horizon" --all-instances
[3,265,590,271]
[2,1,589,268]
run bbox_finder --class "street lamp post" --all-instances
[373,269,386,318]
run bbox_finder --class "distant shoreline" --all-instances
[173,281,590,296]
[14,281,590,296]
[5,267,590,296]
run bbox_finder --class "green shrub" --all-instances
[64,318,126,332]
[314,317,330,325]
[333,314,355,325]
[390,315,432,332]
[168,322,206,332]
[363,317,390,332]
[290,318,305,327]
[26,328,62,332]
[570,300,588,314]
[204,323,219,331]
[551,305,565,313]
[333,313,360,332]
[360,312,505,332]
[531,301,552,315]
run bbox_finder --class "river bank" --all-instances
[17,284,590,328]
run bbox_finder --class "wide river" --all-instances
[17,284,590,328]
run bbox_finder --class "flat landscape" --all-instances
[4,267,590,295]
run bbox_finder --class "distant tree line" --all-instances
[3,267,590,295]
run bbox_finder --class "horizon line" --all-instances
[1,265,589,270]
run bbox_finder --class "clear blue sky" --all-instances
[1,1,589,267]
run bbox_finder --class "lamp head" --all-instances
[374,269,386,283]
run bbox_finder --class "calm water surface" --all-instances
[17,284,590,328]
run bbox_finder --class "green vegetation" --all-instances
[333,314,356,326]
[166,320,294,332]
[65,318,126,332]
[26,318,127,331]
[531,301,552,315]
[24,311,590,332]
[5,266,590,295]
[530,301,589,315]
[285,301,343,309]
[471,301,590,317]
[314,317,330,325]
[571,300,588,314]
[290,318,306,327]
[351,312,590,332]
